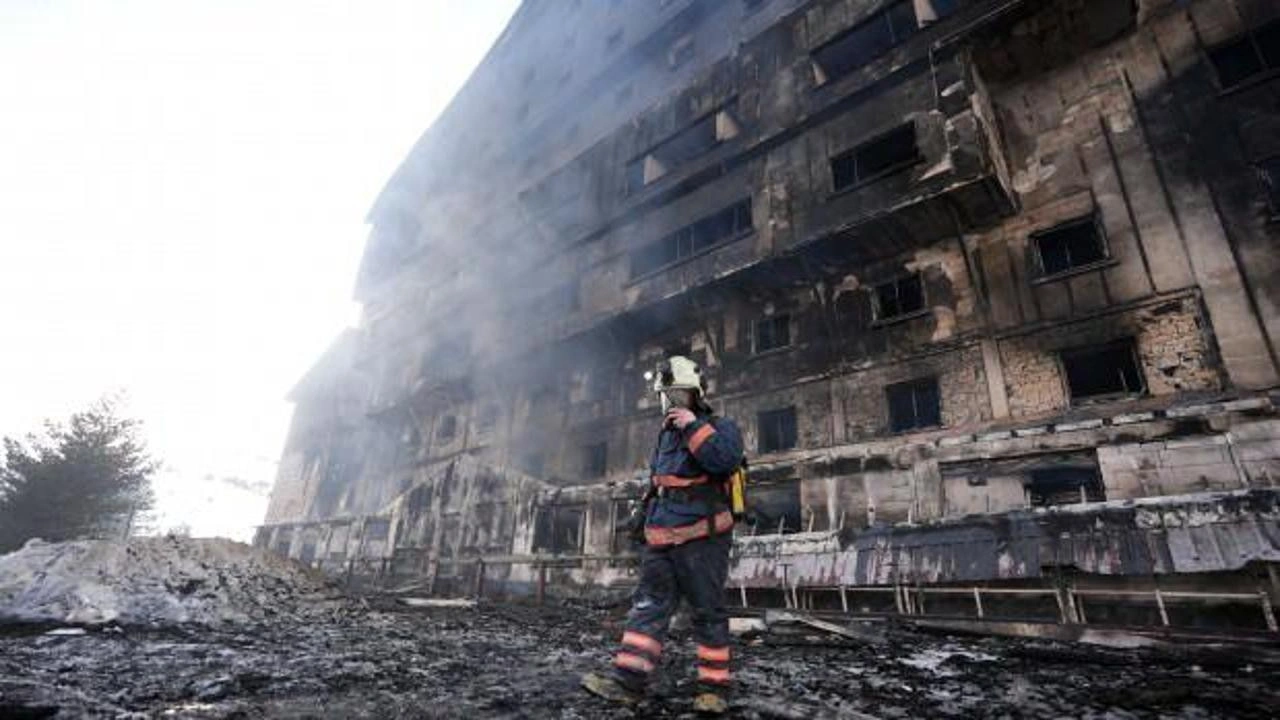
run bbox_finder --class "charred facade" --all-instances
[259,0,1280,626]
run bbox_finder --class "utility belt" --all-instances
[653,473,710,488]
[653,474,724,501]
[655,484,724,503]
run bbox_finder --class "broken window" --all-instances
[626,103,741,192]
[1258,156,1280,215]
[831,123,920,191]
[757,407,798,453]
[1207,19,1280,90]
[747,480,803,534]
[887,377,941,432]
[873,273,925,322]
[1032,215,1108,277]
[811,1,936,84]
[1026,467,1105,506]
[1060,339,1145,402]
[609,498,637,555]
[630,197,753,277]
[478,404,499,433]
[583,442,608,478]
[436,415,457,442]
[753,314,791,353]
[299,541,317,565]
[533,504,585,554]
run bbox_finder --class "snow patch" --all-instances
[0,536,333,627]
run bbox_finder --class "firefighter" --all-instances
[582,355,743,715]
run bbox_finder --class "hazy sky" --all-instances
[0,0,520,540]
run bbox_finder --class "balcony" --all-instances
[782,47,1015,268]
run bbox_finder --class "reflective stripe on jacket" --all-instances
[645,414,744,546]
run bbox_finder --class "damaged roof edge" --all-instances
[363,0,534,226]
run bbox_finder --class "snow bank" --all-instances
[0,536,334,626]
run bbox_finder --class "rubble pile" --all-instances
[0,536,337,626]
[1,598,1276,719]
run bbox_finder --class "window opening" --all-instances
[436,415,457,441]
[757,407,798,453]
[478,404,499,433]
[811,0,949,84]
[1207,19,1280,90]
[1032,215,1108,277]
[831,122,920,191]
[583,442,608,478]
[746,480,802,534]
[1060,340,1145,401]
[873,273,925,321]
[915,0,960,25]
[610,499,638,555]
[630,197,753,277]
[533,504,586,554]
[627,103,741,191]
[1258,156,1280,215]
[753,314,791,353]
[886,377,941,432]
[1026,467,1105,506]
[364,518,391,541]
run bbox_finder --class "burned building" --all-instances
[259,0,1280,629]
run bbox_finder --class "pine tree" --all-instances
[0,399,157,553]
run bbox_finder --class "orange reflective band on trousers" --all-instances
[614,651,655,674]
[644,510,734,547]
[697,666,731,685]
[621,630,662,657]
[696,645,730,663]
[653,473,709,488]
[687,424,716,453]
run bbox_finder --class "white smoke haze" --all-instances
[0,0,520,541]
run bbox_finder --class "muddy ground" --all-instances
[1,598,1277,719]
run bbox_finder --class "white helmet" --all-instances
[644,355,708,412]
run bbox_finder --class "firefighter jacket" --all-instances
[644,413,744,547]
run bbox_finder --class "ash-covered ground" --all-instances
[2,597,1278,720]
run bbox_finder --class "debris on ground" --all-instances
[0,536,339,627]
[1,542,1276,717]
[398,597,478,609]
[762,610,886,645]
[1,599,1277,718]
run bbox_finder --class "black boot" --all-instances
[581,672,643,705]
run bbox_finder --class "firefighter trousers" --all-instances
[611,532,733,692]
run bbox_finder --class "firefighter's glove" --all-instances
[625,504,647,545]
